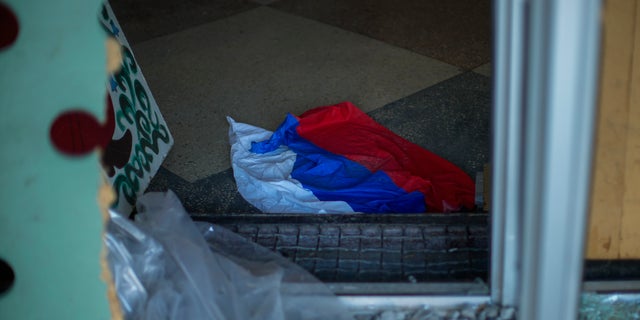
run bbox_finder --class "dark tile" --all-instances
[295,249,317,260]
[369,72,492,178]
[339,237,360,249]
[277,225,299,235]
[361,225,382,237]
[271,0,492,69]
[423,236,448,251]
[336,270,359,282]
[403,238,426,252]
[314,270,337,281]
[382,226,404,237]
[359,261,382,270]
[276,234,298,247]
[299,225,320,235]
[404,265,428,277]
[296,258,316,271]
[258,225,277,234]
[427,261,468,273]
[469,236,489,249]
[469,249,489,261]
[278,248,297,259]
[421,225,447,237]
[298,235,318,248]
[191,168,261,213]
[320,226,340,236]
[471,258,490,271]
[382,251,403,263]
[318,235,340,248]
[341,225,362,236]
[361,237,382,249]
[446,236,470,249]
[380,269,403,280]
[316,249,339,261]
[382,238,403,250]
[145,166,204,210]
[404,226,422,237]
[359,251,382,262]
[146,166,261,214]
[469,225,488,235]
[358,270,391,282]
[146,166,190,192]
[425,251,471,263]
[449,268,474,279]
[316,259,338,269]
[237,225,258,235]
[447,225,468,236]
[256,236,276,248]
[403,252,427,265]
[338,259,359,270]
[339,250,360,261]
[108,0,258,44]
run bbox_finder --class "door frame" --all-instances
[491,0,603,319]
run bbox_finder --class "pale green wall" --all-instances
[0,0,111,318]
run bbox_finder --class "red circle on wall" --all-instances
[0,3,19,50]
[50,110,105,155]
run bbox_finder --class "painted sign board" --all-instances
[99,2,174,214]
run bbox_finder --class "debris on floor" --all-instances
[229,102,475,214]
[579,293,640,319]
[352,304,516,320]
[105,191,350,320]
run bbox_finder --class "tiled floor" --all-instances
[109,0,492,214]
[271,0,492,69]
[106,1,640,288]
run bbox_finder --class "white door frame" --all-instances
[491,0,603,319]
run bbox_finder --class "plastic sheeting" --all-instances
[229,102,475,214]
[105,191,350,320]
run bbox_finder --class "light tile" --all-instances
[134,7,459,181]
[474,63,492,77]
[133,7,461,181]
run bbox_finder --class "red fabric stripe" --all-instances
[295,102,475,212]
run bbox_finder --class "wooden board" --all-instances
[619,0,640,258]
[100,3,174,214]
[587,0,640,259]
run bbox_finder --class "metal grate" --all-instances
[193,213,489,283]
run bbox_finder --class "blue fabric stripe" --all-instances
[251,114,426,213]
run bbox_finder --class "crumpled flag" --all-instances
[229,102,475,213]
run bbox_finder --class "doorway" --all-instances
[108,0,493,289]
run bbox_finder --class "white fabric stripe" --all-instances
[227,117,354,214]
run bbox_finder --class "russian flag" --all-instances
[228,102,475,213]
